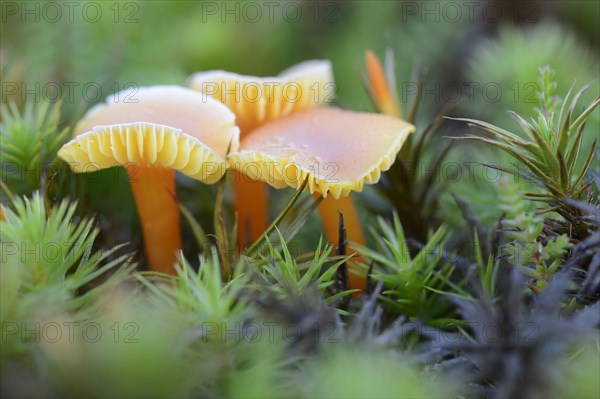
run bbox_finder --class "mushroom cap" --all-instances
[228,107,415,199]
[58,86,240,183]
[187,60,334,134]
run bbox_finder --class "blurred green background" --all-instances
[2,0,598,261]
[3,0,598,116]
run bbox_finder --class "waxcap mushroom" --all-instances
[59,85,239,182]
[187,60,334,134]
[57,85,240,274]
[228,107,415,199]
[188,61,334,248]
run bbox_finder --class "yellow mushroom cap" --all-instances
[228,107,415,199]
[58,86,239,183]
[187,60,334,133]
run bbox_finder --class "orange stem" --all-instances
[127,166,181,274]
[316,194,367,292]
[233,171,269,250]
[365,50,400,117]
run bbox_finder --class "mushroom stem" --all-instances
[365,50,400,117]
[316,193,367,292]
[233,171,269,250]
[127,165,181,274]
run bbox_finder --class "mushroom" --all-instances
[188,61,334,248]
[58,86,239,274]
[228,107,415,290]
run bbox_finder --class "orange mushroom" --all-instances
[188,61,334,249]
[58,86,239,273]
[228,107,415,290]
